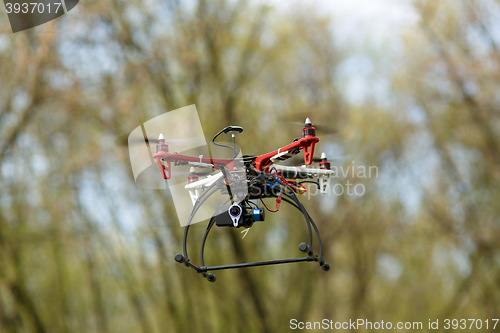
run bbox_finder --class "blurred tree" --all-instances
[0,0,499,332]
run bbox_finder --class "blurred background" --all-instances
[0,0,499,332]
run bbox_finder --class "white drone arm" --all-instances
[272,165,334,176]
[272,165,333,194]
[184,172,223,204]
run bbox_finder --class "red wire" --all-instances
[259,173,306,213]
[287,180,307,192]
[260,192,282,212]
[275,175,304,193]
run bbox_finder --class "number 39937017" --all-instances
[5,2,63,14]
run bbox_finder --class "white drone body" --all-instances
[184,152,334,204]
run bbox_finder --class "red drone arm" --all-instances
[253,134,319,171]
[153,150,235,180]
[153,122,319,178]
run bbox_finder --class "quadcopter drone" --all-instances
[152,118,334,282]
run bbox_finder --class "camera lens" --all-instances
[229,205,241,217]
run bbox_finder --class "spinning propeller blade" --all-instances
[288,121,337,135]
[115,133,202,147]
[280,112,338,135]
